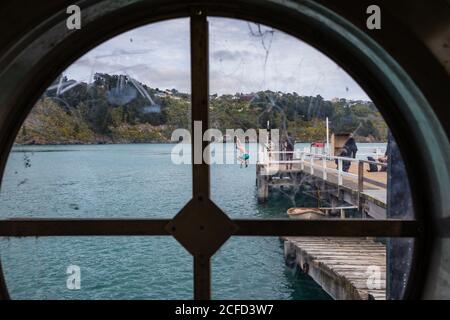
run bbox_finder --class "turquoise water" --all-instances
[0,143,381,299]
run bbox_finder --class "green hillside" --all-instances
[15,73,388,145]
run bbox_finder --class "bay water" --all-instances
[0,143,384,299]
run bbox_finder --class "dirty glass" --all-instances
[212,236,414,300]
[0,15,417,301]
[0,18,192,219]
[0,236,192,299]
[207,17,414,299]
[208,17,414,222]
[212,237,332,300]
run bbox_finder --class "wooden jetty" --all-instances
[283,237,386,300]
[256,150,388,219]
[257,149,389,299]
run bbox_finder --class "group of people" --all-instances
[335,134,389,173]
[368,150,389,172]
[235,131,389,174]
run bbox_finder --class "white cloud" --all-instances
[64,17,370,101]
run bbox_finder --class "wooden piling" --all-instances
[256,163,269,202]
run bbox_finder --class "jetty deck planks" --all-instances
[283,237,386,300]
[274,161,387,192]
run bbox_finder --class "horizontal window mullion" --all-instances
[0,218,419,238]
[0,219,171,237]
[232,219,420,237]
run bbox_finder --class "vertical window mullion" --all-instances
[190,10,211,300]
[190,11,210,200]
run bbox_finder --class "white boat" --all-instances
[287,207,327,219]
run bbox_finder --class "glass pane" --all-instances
[208,18,414,299]
[212,236,413,300]
[0,18,192,218]
[208,17,414,222]
[0,236,192,299]
[212,237,331,299]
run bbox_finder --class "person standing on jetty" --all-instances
[284,132,295,170]
[335,147,352,172]
[344,133,358,158]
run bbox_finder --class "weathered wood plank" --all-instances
[283,237,386,300]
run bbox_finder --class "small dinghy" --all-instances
[287,207,327,219]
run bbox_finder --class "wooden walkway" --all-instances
[303,160,386,190]
[257,152,388,218]
[283,237,386,300]
[267,161,387,194]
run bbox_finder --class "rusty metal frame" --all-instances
[0,10,423,300]
[1,0,448,300]
[190,11,211,299]
[0,219,419,238]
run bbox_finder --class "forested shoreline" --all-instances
[15,73,387,145]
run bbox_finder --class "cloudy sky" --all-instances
[65,17,370,101]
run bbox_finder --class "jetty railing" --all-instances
[299,146,386,160]
[264,150,386,184]
[260,150,388,212]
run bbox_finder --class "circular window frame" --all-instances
[0,0,448,300]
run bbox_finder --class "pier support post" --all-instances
[256,164,269,203]
[257,175,268,203]
[330,195,340,216]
